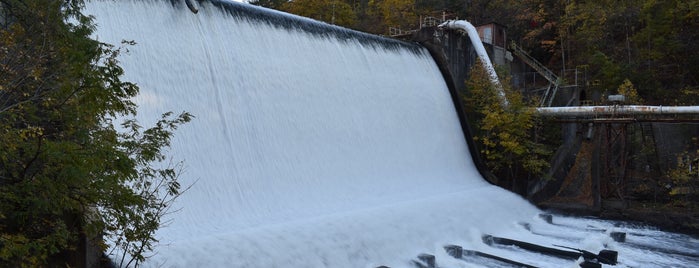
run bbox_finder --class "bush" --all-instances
[0,1,191,266]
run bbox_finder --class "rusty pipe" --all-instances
[535,105,699,117]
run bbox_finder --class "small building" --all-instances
[476,22,511,67]
[476,22,507,48]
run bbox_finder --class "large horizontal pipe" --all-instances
[535,105,699,117]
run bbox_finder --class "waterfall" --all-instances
[84,1,698,267]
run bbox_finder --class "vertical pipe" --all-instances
[439,20,509,108]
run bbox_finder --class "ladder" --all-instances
[510,42,562,106]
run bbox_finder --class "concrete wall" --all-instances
[407,27,476,93]
[404,27,502,184]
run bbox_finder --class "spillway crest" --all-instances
[86,0,545,267]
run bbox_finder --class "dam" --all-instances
[85,1,698,267]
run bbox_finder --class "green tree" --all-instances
[281,0,357,28]
[633,0,699,104]
[0,0,191,266]
[249,0,289,10]
[556,1,643,99]
[543,0,699,105]
[666,137,699,207]
[466,61,550,192]
[617,78,643,104]
[376,0,418,30]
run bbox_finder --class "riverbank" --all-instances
[599,200,699,237]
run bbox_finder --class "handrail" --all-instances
[510,41,562,106]
[510,42,559,85]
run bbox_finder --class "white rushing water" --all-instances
[85,1,697,267]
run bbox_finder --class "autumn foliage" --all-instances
[0,0,190,266]
[465,61,551,192]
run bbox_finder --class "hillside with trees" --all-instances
[253,0,698,105]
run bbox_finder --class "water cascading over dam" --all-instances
[85,1,699,267]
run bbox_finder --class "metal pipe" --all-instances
[536,105,699,117]
[439,20,509,108]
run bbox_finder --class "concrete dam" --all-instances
[85,1,699,267]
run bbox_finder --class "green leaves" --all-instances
[466,60,551,188]
[0,0,191,266]
[665,137,699,203]
[280,0,357,27]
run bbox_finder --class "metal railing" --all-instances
[510,42,562,107]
